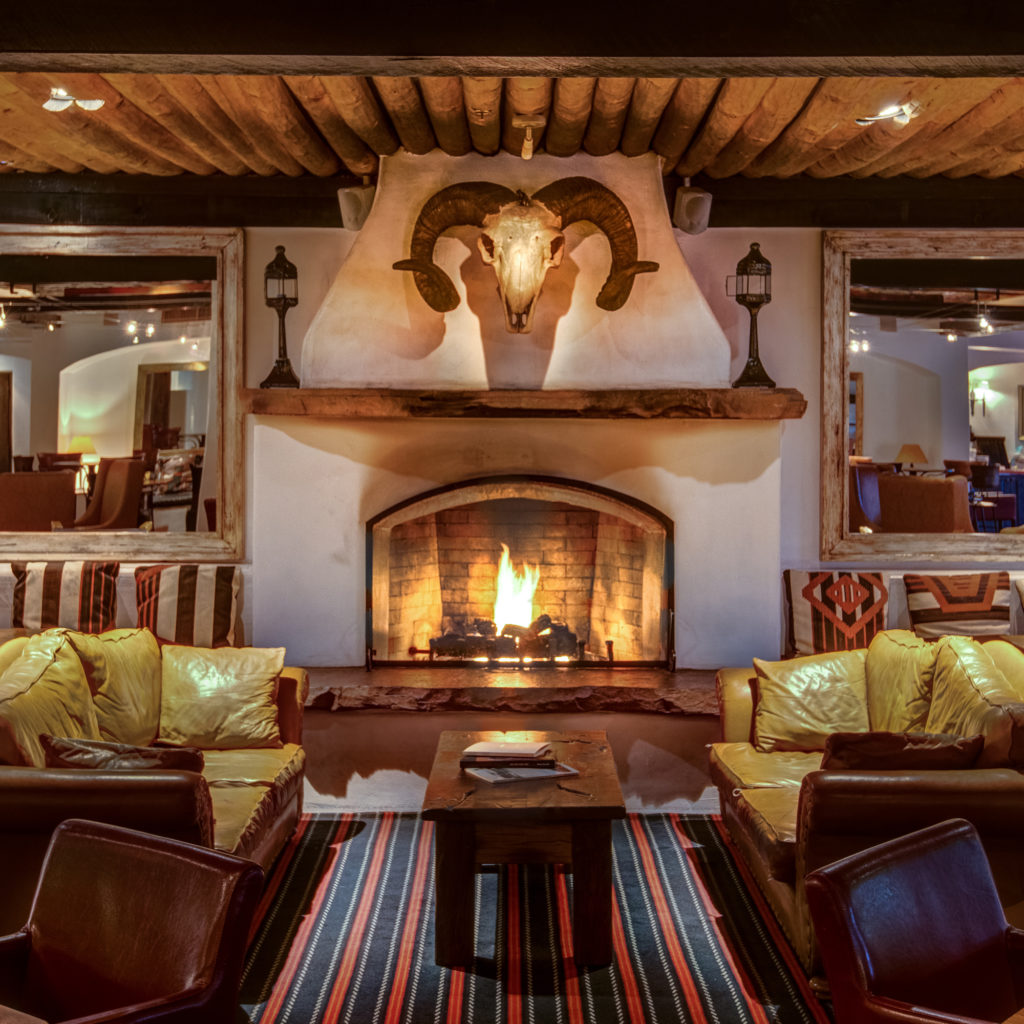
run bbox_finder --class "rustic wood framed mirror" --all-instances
[822,229,1024,562]
[0,225,243,561]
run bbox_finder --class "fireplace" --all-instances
[368,476,673,668]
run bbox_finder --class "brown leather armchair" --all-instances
[806,818,1024,1023]
[73,457,145,530]
[0,818,263,1023]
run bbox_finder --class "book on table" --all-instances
[463,762,580,785]
[459,738,556,770]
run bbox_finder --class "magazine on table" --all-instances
[463,762,579,785]
[462,739,552,759]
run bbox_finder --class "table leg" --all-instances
[571,819,613,965]
[434,820,476,967]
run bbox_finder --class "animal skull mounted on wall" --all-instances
[393,176,660,334]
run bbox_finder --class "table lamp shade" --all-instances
[895,444,927,466]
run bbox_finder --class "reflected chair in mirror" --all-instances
[0,818,263,1024]
[849,463,882,533]
[806,818,1024,1024]
[73,457,146,531]
[0,470,76,530]
[877,473,974,532]
[943,458,972,479]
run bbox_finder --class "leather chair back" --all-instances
[877,472,974,532]
[806,818,1021,1023]
[15,818,263,1023]
[74,457,145,530]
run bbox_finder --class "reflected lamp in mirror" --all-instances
[260,245,300,389]
[895,444,928,473]
[726,242,776,389]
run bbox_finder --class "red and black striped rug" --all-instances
[240,813,830,1024]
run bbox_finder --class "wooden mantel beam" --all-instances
[243,387,807,421]
[2,2,1024,77]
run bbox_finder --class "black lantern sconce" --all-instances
[726,242,775,389]
[260,245,300,389]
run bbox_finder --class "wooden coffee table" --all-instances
[421,729,626,967]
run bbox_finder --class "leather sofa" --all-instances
[0,627,308,934]
[710,629,1024,979]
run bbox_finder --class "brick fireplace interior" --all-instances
[369,476,672,667]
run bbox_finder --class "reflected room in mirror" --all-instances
[0,227,242,561]
[823,230,1024,561]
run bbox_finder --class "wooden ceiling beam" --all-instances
[39,72,221,175]
[652,78,720,174]
[463,77,502,155]
[545,78,596,157]
[620,78,678,157]
[418,77,472,156]
[894,80,1024,178]
[744,77,883,178]
[4,73,185,176]
[0,79,96,172]
[101,73,250,176]
[372,77,436,155]
[0,140,57,174]
[584,78,635,156]
[155,75,281,176]
[284,76,379,176]
[213,75,341,176]
[674,77,773,177]
[319,77,400,156]
[836,79,1008,179]
[198,76,309,176]
[704,78,818,178]
[503,77,553,156]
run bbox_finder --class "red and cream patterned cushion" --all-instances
[784,570,889,656]
[11,561,120,633]
[904,571,1011,638]
[134,564,240,647]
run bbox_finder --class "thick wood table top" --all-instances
[421,729,626,824]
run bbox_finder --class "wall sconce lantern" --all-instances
[726,242,775,389]
[260,245,300,389]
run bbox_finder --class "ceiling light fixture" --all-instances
[854,102,919,127]
[42,87,104,112]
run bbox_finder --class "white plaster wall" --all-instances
[299,151,731,389]
[57,338,211,455]
[969,358,1024,464]
[0,356,31,458]
[250,417,782,669]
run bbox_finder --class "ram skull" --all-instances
[393,177,659,334]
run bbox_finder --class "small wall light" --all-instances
[260,245,300,389]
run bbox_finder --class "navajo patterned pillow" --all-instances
[904,571,1011,639]
[784,570,889,656]
[11,561,120,633]
[134,564,240,647]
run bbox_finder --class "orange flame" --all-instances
[493,543,539,635]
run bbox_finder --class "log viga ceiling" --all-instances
[1,73,1024,181]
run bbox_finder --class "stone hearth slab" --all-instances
[305,666,717,715]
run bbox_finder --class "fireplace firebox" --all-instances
[367,476,673,668]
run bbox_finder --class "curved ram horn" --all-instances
[531,176,659,311]
[393,181,519,312]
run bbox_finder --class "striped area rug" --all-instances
[240,813,830,1024]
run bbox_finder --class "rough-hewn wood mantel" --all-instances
[244,386,806,420]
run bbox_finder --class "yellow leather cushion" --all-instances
[158,645,284,749]
[864,629,936,732]
[709,742,822,790]
[753,649,868,752]
[926,636,1020,748]
[982,639,1024,700]
[0,636,30,677]
[64,628,163,747]
[0,631,100,766]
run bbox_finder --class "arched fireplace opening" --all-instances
[367,476,673,668]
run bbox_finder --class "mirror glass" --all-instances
[823,230,1024,561]
[0,227,242,561]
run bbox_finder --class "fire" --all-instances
[493,543,540,635]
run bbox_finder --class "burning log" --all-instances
[427,613,578,663]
